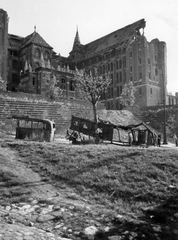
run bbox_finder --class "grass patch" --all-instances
[7,142,178,217]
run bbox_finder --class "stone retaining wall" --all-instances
[0,94,94,134]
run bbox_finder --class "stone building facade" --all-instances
[0,8,167,108]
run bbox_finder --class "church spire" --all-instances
[72,26,81,50]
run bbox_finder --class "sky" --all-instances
[1,0,178,94]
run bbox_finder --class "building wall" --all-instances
[0,9,8,83]
[73,35,167,109]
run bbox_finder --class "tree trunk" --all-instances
[92,103,99,144]
[92,103,98,123]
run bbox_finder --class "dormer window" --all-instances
[35,49,40,58]
[44,52,49,60]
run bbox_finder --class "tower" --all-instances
[69,27,84,68]
[0,9,8,82]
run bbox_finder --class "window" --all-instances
[120,86,122,95]
[119,72,122,83]
[111,88,114,98]
[13,51,18,57]
[116,73,119,83]
[108,88,111,98]
[150,88,152,95]
[139,58,141,64]
[139,88,142,95]
[123,56,126,68]
[117,86,120,96]
[32,77,35,86]
[116,60,118,69]
[108,102,110,110]
[35,49,40,58]
[149,72,151,79]
[110,101,113,109]
[110,74,113,84]
[108,63,110,71]
[103,65,105,74]
[148,58,150,64]
[12,60,18,69]
[69,80,74,91]
[100,66,102,74]
[155,68,158,76]
[61,77,66,89]
[130,76,133,81]
[139,72,142,79]
[119,59,122,69]
[130,51,132,58]
[12,74,19,84]
[44,52,49,60]
[35,62,40,68]
[130,66,132,73]
[111,62,113,71]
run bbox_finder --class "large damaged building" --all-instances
[0,8,167,109]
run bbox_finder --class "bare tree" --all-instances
[74,68,111,123]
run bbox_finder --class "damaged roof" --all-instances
[80,19,146,60]
[8,34,24,50]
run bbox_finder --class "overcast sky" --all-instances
[1,0,178,94]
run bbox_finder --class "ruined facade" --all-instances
[0,8,167,108]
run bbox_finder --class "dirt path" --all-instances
[0,143,92,208]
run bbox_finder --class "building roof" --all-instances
[21,31,53,49]
[8,34,24,50]
[80,19,146,60]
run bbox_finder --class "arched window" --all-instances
[61,77,66,89]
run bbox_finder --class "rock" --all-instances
[173,229,178,234]
[108,236,122,240]
[113,214,125,224]
[54,223,64,229]
[37,214,55,223]
[51,210,63,219]
[84,226,98,240]
[5,206,11,211]
[57,237,72,240]
[41,205,53,214]
[152,225,161,232]
[104,226,110,232]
